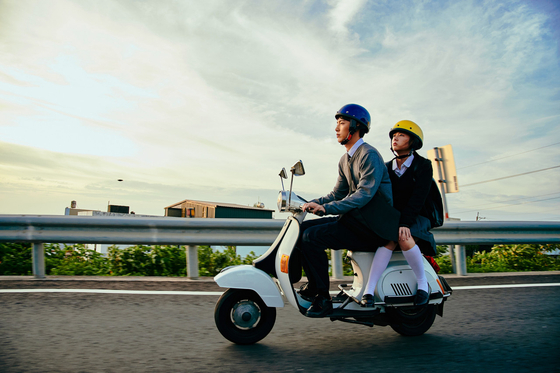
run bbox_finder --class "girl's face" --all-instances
[392,131,411,152]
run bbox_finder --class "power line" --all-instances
[454,191,560,214]
[473,202,560,221]
[455,195,560,214]
[458,141,560,170]
[461,165,560,187]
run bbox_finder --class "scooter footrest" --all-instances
[384,295,415,305]
[384,292,444,305]
[330,307,380,319]
[337,284,362,305]
[331,292,347,303]
[430,292,444,300]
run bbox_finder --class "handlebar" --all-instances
[304,206,325,216]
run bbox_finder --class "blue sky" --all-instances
[0,0,559,221]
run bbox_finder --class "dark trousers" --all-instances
[298,216,385,296]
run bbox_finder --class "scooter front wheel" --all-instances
[214,288,277,345]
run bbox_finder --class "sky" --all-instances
[1,0,559,222]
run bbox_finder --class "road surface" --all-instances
[1,273,559,372]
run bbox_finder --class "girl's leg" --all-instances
[363,242,397,297]
[401,244,429,293]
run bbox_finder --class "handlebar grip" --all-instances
[315,210,325,217]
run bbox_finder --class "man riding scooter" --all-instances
[299,104,399,317]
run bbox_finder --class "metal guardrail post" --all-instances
[449,244,457,274]
[32,243,45,279]
[186,245,199,279]
[454,245,467,276]
[331,249,343,280]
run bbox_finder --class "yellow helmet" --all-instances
[389,120,424,150]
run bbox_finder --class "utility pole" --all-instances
[427,145,466,275]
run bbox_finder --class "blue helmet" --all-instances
[335,104,371,133]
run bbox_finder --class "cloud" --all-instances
[327,0,368,36]
[0,0,558,221]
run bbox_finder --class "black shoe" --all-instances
[414,289,429,306]
[298,283,317,302]
[361,294,374,307]
[305,294,333,318]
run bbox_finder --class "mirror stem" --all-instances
[289,172,295,206]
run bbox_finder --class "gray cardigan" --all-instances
[311,142,393,216]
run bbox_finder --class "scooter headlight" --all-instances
[277,191,287,212]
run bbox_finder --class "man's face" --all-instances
[335,117,351,143]
[392,131,412,152]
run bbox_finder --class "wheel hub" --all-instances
[231,300,261,329]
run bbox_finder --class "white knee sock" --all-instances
[364,247,393,295]
[402,245,428,292]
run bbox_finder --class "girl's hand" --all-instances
[399,227,411,242]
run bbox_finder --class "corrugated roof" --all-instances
[164,199,274,212]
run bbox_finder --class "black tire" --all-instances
[214,289,276,345]
[389,304,437,336]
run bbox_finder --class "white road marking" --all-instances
[0,289,223,295]
[450,283,560,290]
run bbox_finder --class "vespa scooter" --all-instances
[214,161,452,345]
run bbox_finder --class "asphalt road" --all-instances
[1,274,559,373]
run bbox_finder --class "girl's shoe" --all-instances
[361,294,374,307]
[414,289,430,306]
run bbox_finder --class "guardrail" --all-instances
[1,215,559,279]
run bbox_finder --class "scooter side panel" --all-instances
[376,252,443,305]
[214,265,284,308]
[253,218,292,277]
[275,217,300,309]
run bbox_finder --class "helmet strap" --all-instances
[391,147,413,159]
[340,120,357,146]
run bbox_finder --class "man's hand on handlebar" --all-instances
[302,202,326,216]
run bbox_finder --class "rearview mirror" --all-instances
[279,168,288,179]
[291,160,305,176]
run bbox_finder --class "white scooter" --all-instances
[214,161,452,345]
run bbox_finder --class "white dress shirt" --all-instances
[347,138,364,159]
[392,154,415,177]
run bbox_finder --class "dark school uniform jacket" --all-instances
[386,152,433,228]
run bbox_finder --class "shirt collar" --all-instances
[347,138,364,158]
[392,154,415,172]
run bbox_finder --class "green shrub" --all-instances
[0,243,259,277]
[434,254,453,274]
[430,245,452,274]
[468,244,560,273]
[0,243,33,275]
[107,245,187,276]
[47,244,111,276]
[198,245,258,276]
[3,242,556,277]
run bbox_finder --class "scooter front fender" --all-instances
[214,265,284,308]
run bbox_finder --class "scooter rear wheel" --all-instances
[214,288,276,345]
[389,304,437,336]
